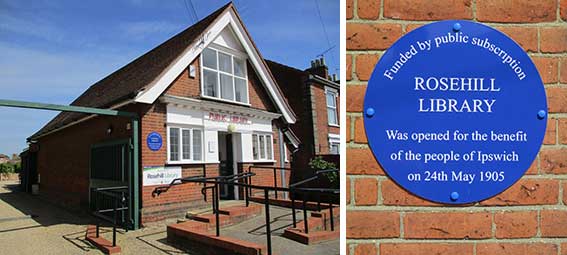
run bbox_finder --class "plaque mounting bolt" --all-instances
[450,192,459,201]
[537,110,546,119]
[366,107,375,118]
[453,22,461,32]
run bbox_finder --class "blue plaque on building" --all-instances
[363,20,547,204]
[147,132,163,151]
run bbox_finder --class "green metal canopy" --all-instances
[0,98,140,229]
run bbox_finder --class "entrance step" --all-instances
[84,225,121,254]
[185,200,247,219]
[249,196,336,211]
[185,203,263,228]
[168,203,339,254]
[167,225,267,255]
[282,207,340,245]
[189,214,232,226]
[167,202,267,255]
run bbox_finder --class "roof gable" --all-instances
[134,5,296,124]
[212,26,245,52]
[31,2,296,140]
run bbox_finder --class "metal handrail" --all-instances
[153,173,338,255]
[92,186,129,247]
[248,166,292,199]
[288,168,339,231]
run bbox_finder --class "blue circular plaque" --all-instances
[364,20,547,204]
[147,132,163,151]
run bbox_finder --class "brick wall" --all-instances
[311,83,340,155]
[36,108,135,210]
[346,0,567,254]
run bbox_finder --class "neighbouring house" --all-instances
[20,3,311,228]
[267,58,340,183]
[0,154,9,164]
[9,154,20,165]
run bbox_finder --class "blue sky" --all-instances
[0,0,339,156]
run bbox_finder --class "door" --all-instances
[89,139,131,227]
[218,132,235,199]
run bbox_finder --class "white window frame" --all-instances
[329,134,340,155]
[325,87,339,127]
[167,126,205,164]
[200,46,250,105]
[252,133,274,162]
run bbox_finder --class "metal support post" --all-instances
[264,189,272,255]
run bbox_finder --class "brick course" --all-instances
[347,0,567,254]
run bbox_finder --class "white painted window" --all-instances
[326,88,338,126]
[329,134,340,155]
[168,126,204,163]
[252,133,273,161]
[201,47,249,104]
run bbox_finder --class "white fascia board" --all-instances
[134,9,296,124]
[161,95,282,120]
[135,13,229,105]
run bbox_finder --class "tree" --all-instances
[0,163,15,174]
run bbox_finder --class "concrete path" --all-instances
[0,181,339,254]
[222,205,340,255]
[0,181,102,254]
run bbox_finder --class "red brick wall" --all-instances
[247,62,276,111]
[36,107,136,210]
[165,58,201,98]
[347,0,567,254]
[311,83,340,155]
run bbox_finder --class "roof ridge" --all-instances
[265,59,306,74]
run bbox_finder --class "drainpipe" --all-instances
[278,128,288,199]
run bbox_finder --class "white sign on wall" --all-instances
[143,166,182,186]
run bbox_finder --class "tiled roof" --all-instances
[30,2,231,139]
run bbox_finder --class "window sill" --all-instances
[328,123,340,127]
[166,161,209,165]
[201,95,251,107]
[248,160,276,163]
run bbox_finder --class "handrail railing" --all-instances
[153,172,338,255]
[247,166,292,200]
[91,186,129,247]
[288,169,339,232]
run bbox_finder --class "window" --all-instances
[252,133,273,161]
[329,134,340,155]
[201,47,248,104]
[326,89,338,126]
[169,128,180,161]
[168,127,203,163]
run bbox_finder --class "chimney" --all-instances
[306,57,329,79]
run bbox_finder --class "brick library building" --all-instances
[19,3,339,229]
